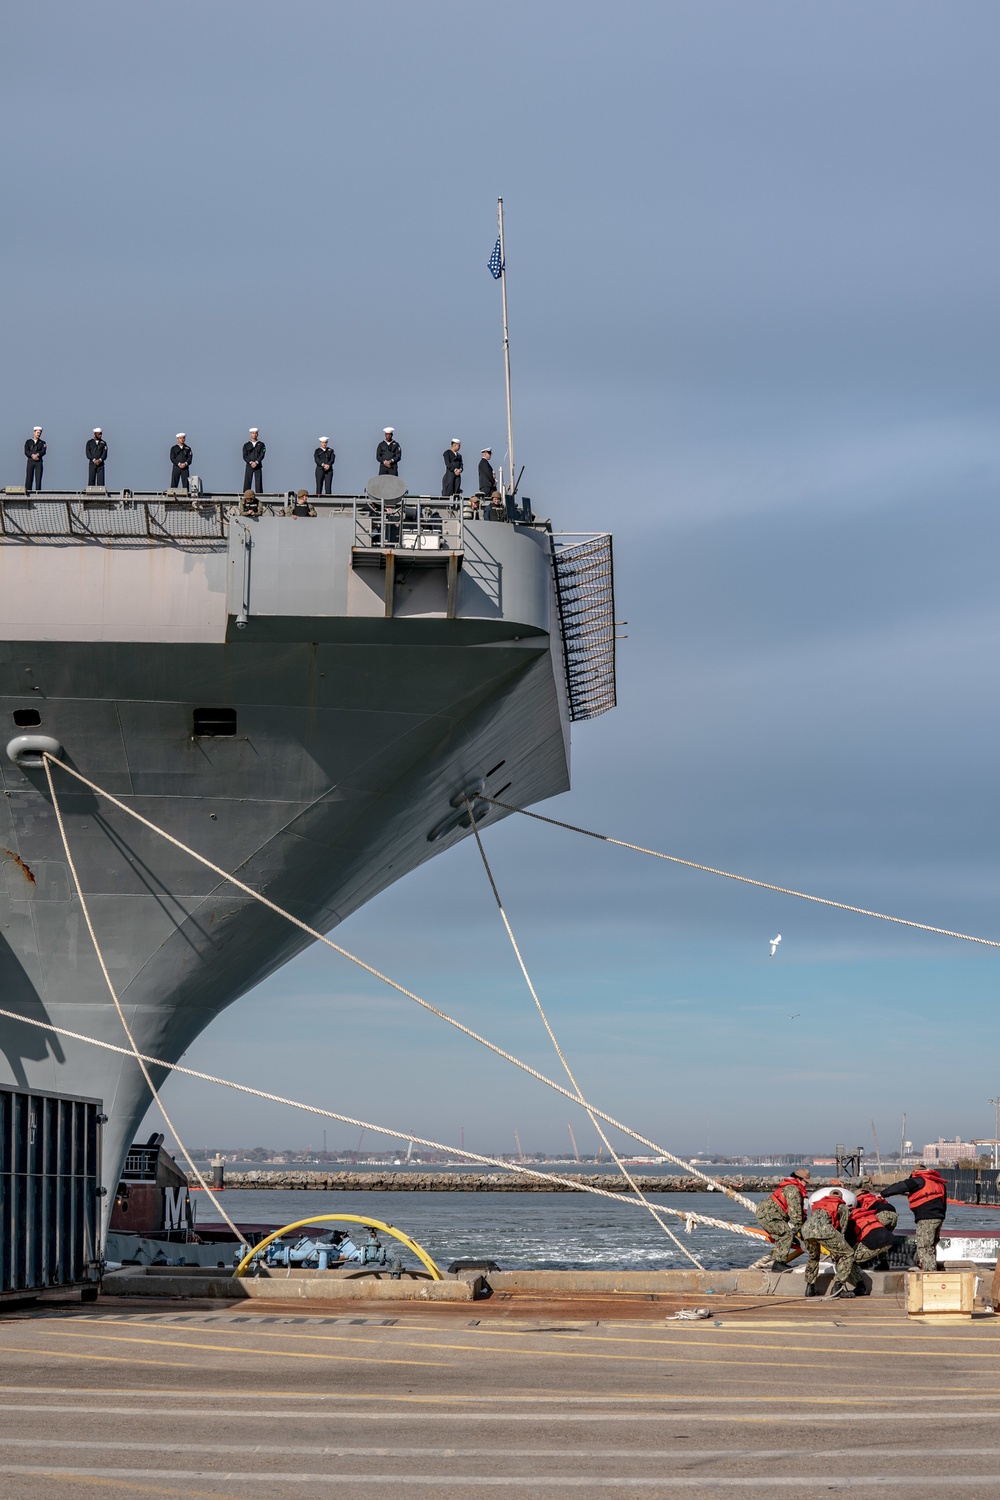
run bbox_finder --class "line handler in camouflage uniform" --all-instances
[755,1167,811,1270]
[877,1167,947,1271]
[846,1189,897,1281]
[802,1188,860,1299]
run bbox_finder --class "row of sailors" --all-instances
[756,1165,948,1299]
[20,427,500,500]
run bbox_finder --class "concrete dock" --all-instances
[1,1285,999,1494]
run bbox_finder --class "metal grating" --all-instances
[0,1085,101,1293]
[551,532,617,722]
[0,495,228,541]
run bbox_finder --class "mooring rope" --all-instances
[465,798,704,1267]
[39,754,755,1212]
[480,798,1000,949]
[0,1003,762,1241]
[43,759,249,1246]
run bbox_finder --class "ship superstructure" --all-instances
[0,490,614,1197]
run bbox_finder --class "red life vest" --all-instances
[850,1196,891,1243]
[810,1194,846,1228]
[857,1190,892,1215]
[770,1178,807,1214]
[909,1169,947,1210]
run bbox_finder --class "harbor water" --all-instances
[195,1188,997,1271]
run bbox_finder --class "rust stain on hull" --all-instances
[2,849,36,885]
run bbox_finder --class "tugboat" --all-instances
[105,1134,270,1268]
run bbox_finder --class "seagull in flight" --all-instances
[788,1013,800,1020]
[769,934,782,957]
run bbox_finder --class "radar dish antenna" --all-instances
[366,475,407,502]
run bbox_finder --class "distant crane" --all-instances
[356,1128,365,1155]
[871,1118,883,1174]
[514,1128,525,1163]
[567,1122,581,1162]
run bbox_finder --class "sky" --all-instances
[3,1,999,1159]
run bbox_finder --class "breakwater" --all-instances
[188,1170,835,1194]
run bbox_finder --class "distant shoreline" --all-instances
[186,1170,839,1194]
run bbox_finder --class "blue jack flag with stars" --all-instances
[488,237,503,279]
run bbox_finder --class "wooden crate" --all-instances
[906,1270,976,1316]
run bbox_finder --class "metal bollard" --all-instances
[212,1154,225,1190]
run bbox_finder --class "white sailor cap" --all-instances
[482,447,491,454]
[319,435,328,442]
[249,426,259,433]
[33,425,42,432]
[176,432,186,438]
[93,426,103,433]
[383,426,394,433]
[452,437,461,444]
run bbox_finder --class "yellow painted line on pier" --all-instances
[28,1321,837,1371]
[548,1338,1000,1374]
[1,1345,205,1369]
[659,1326,1000,1350]
[6,1377,1000,1407]
[32,1474,235,1500]
[73,1316,1000,1368]
[10,1326,451,1369]
[11,1321,986,1382]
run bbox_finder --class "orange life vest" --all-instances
[909,1169,947,1210]
[770,1178,807,1214]
[849,1195,891,1242]
[810,1194,846,1229]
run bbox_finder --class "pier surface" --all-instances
[1,1288,998,1494]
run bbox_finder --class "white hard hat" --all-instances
[809,1187,856,1209]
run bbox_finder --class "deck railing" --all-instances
[0,491,489,547]
[0,493,228,540]
[350,496,464,553]
[121,1147,158,1181]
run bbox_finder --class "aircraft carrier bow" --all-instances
[0,489,615,1196]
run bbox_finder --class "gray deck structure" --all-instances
[0,493,614,1210]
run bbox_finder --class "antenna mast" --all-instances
[497,196,515,495]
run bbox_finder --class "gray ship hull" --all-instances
[0,500,611,1206]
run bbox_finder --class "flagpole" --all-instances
[497,196,515,494]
